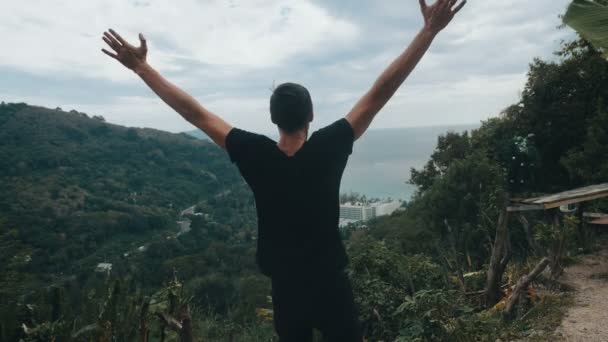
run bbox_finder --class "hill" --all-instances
[0,103,265,340]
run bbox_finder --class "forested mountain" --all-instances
[0,102,247,276]
[0,104,268,341]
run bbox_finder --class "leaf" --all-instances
[564,0,608,57]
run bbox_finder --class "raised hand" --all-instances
[101,29,148,72]
[419,0,466,34]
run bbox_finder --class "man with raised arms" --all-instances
[101,0,465,340]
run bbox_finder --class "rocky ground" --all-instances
[554,246,608,341]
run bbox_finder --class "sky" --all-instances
[1,0,574,135]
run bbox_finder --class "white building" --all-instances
[340,204,376,221]
[339,200,402,226]
[374,201,403,216]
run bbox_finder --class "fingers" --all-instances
[103,32,122,50]
[452,0,466,15]
[101,48,118,60]
[437,0,448,7]
[109,28,129,46]
[102,37,120,53]
[139,33,148,50]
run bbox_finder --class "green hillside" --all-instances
[0,102,246,274]
[0,104,266,341]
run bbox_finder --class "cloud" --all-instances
[0,0,579,133]
[377,72,528,128]
[286,0,575,128]
[0,0,358,82]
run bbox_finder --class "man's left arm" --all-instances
[345,0,466,140]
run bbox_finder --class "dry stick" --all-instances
[576,202,587,245]
[550,210,564,278]
[499,221,512,271]
[157,313,183,332]
[179,311,194,342]
[435,245,453,288]
[139,297,150,342]
[156,311,195,342]
[504,257,551,318]
[406,271,416,295]
[444,219,467,292]
[516,214,544,256]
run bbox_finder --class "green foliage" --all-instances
[365,34,608,340]
[410,131,472,193]
[562,106,608,184]
[512,40,608,191]
[21,320,72,342]
[564,0,608,56]
[394,290,495,342]
[348,238,446,340]
[412,152,504,270]
[0,104,244,285]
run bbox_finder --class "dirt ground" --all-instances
[554,246,608,341]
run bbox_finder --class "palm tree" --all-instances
[564,0,608,55]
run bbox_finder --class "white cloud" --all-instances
[375,72,528,128]
[0,0,358,82]
[0,0,579,132]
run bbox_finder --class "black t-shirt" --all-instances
[225,118,354,276]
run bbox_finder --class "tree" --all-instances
[410,131,472,194]
[562,105,608,184]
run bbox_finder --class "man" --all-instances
[101,0,465,340]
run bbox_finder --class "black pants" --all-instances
[271,269,363,342]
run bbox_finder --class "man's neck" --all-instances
[277,128,308,157]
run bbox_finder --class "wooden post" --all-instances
[576,202,587,246]
[484,195,511,307]
[550,209,564,278]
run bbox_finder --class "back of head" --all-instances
[270,83,313,133]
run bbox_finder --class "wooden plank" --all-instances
[583,212,608,218]
[507,204,545,212]
[590,217,608,225]
[542,192,608,209]
[520,183,608,208]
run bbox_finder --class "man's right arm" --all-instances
[345,0,466,140]
[134,63,232,148]
[101,29,232,148]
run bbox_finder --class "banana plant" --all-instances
[564,0,608,56]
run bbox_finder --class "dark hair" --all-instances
[270,83,313,132]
